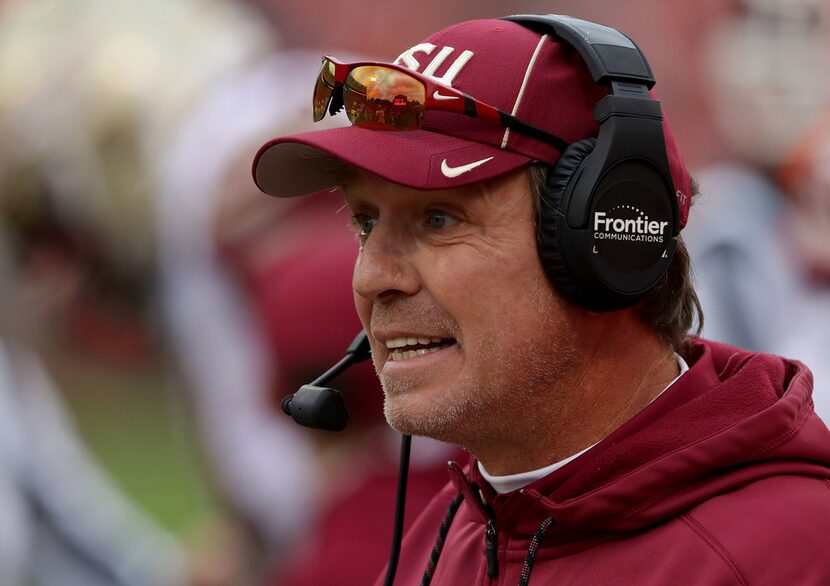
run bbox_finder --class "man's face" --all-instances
[344,167,578,447]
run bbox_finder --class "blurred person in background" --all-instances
[780,110,830,285]
[684,0,830,422]
[0,0,276,584]
[156,51,329,582]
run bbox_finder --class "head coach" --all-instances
[251,15,830,585]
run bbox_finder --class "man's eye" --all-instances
[351,214,377,238]
[426,210,459,230]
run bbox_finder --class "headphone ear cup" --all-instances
[536,138,596,301]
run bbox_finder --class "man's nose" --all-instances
[352,229,420,303]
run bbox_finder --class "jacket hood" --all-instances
[463,339,830,541]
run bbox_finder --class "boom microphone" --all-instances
[280,330,372,431]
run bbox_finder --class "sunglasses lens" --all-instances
[343,66,426,131]
[313,59,337,122]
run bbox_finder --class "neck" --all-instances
[472,312,681,476]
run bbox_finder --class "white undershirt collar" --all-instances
[479,353,690,494]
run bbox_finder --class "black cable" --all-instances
[384,433,412,586]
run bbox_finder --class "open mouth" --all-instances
[385,336,457,362]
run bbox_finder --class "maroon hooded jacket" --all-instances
[378,339,830,585]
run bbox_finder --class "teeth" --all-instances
[383,335,456,362]
[385,336,446,349]
[388,345,449,362]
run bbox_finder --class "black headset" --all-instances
[501,15,680,312]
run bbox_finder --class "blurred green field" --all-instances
[47,350,216,538]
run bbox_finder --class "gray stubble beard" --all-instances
[378,298,579,450]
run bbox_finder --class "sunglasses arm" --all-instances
[425,91,570,153]
[499,112,570,152]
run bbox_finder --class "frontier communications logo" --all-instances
[593,205,669,244]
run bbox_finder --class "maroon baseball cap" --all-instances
[253,18,692,228]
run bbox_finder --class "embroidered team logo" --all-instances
[394,44,474,87]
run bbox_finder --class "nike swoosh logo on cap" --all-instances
[433,91,459,101]
[440,157,494,178]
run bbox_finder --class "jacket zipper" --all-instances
[447,467,500,583]
[485,519,499,578]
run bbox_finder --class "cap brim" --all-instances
[253,126,533,198]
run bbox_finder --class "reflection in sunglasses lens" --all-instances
[344,66,426,131]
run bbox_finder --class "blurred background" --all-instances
[0,0,828,584]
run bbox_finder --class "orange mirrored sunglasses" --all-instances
[313,56,569,151]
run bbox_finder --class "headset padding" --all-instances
[537,138,596,300]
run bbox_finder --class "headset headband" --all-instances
[501,14,655,88]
